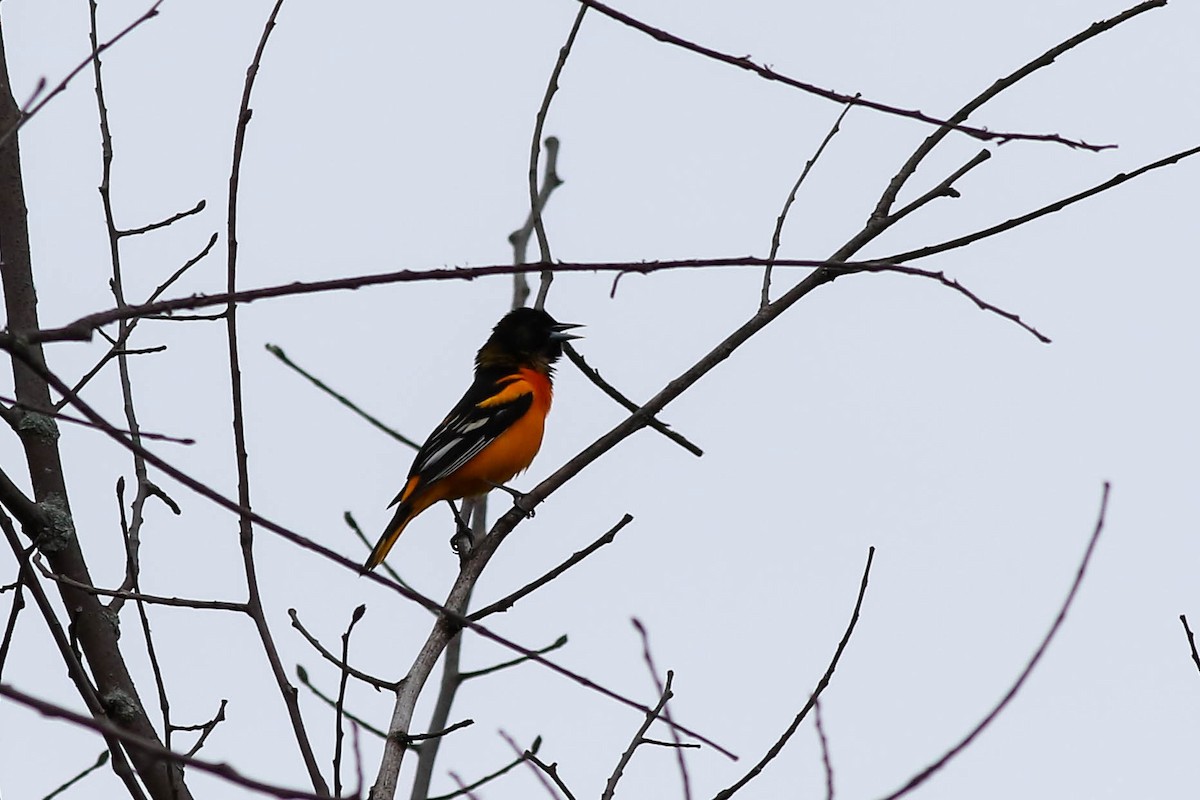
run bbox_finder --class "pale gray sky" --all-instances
[2,1,1198,798]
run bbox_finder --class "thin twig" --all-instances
[41,750,110,800]
[631,619,691,800]
[876,484,1111,800]
[0,682,332,800]
[0,395,194,444]
[334,604,367,797]
[814,699,835,800]
[512,139,564,308]
[16,256,1047,346]
[572,0,1143,150]
[500,730,571,800]
[470,515,632,619]
[0,1,164,148]
[265,344,419,449]
[0,572,23,681]
[459,635,568,681]
[715,547,875,799]
[118,198,206,237]
[425,736,544,800]
[179,699,228,757]
[34,555,245,611]
[762,99,856,307]
[529,5,588,309]
[601,671,675,800]
[564,346,703,456]
[1180,615,1200,676]
[289,608,397,690]
[224,2,327,793]
[296,665,388,739]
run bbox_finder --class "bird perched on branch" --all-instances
[363,307,582,571]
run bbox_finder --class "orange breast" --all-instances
[444,367,553,498]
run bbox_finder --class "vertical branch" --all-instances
[0,21,185,800]
[224,2,328,795]
[528,4,587,310]
[88,0,152,609]
[334,605,366,798]
[760,98,855,308]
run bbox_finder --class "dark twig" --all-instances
[344,512,412,590]
[470,514,632,620]
[762,99,856,307]
[34,555,245,611]
[296,666,387,739]
[178,699,228,757]
[118,198,206,237]
[0,682,333,800]
[715,547,875,799]
[41,750,110,800]
[814,700,835,800]
[1180,615,1200,676]
[15,256,1043,346]
[876,484,1111,800]
[572,0,1148,150]
[0,572,23,681]
[225,3,327,794]
[425,736,544,800]
[884,143,1200,265]
[512,139,564,308]
[0,1,164,148]
[564,346,703,456]
[529,5,588,309]
[265,344,419,449]
[289,609,396,691]
[334,605,367,797]
[1,395,194,444]
[632,619,691,800]
[601,671,675,800]
[402,718,474,745]
[500,730,573,800]
[459,635,569,681]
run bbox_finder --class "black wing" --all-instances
[389,373,533,506]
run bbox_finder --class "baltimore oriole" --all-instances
[363,307,581,571]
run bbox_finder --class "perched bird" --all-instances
[363,307,581,571]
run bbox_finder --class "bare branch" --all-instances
[876,484,1110,800]
[715,547,875,799]
[34,554,244,611]
[1180,615,1200,676]
[0,1,164,148]
[459,635,569,681]
[41,750,110,800]
[529,5,588,308]
[296,665,388,739]
[814,700,835,800]
[884,142,1200,265]
[1,395,194,444]
[288,609,397,691]
[118,198,206,238]
[601,671,675,800]
[563,346,703,456]
[425,736,544,800]
[571,0,1152,150]
[265,344,419,449]
[334,605,367,797]
[0,682,334,800]
[500,729,575,800]
[763,98,856,307]
[470,514,632,619]
[631,619,691,800]
[179,699,228,757]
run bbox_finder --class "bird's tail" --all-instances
[362,501,417,573]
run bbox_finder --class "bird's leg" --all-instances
[446,500,474,554]
[487,481,535,518]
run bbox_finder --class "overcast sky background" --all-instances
[2,0,1198,798]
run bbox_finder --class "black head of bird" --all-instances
[476,307,582,373]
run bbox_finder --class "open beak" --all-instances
[549,322,584,342]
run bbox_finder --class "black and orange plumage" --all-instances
[363,308,581,571]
